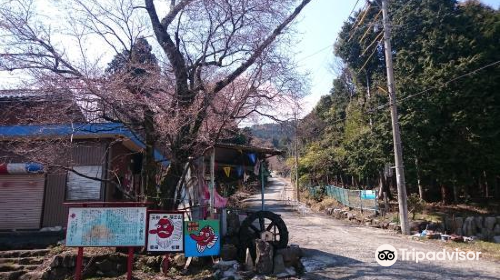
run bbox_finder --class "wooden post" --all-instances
[261,160,265,211]
[127,247,134,280]
[75,247,83,280]
[162,254,170,275]
[383,192,389,217]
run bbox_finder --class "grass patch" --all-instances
[443,240,500,262]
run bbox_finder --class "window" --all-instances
[66,166,102,200]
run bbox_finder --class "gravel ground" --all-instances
[244,176,500,280]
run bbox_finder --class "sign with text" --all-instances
[147,212,184,252]
[184,220,220,257]
[361,190,376,200]
[66,207,147,247]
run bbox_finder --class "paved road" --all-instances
[243,176,500,280]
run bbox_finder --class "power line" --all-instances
[296,44,333,64]
[316,59,500,126]
[378,59,500,110]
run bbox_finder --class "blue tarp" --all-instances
[0,123,169,166]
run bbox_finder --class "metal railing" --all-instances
[308,185,378,211]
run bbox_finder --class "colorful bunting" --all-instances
[253,161,260,175]
[223,166,231,177]
[236,166,244,177]
[247,153,256,164]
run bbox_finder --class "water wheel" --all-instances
[238,210,288,260]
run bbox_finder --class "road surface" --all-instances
[243,176,500,280]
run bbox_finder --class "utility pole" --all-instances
[381,0,409,235]
[294,110,300,202]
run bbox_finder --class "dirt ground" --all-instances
[243,176,500,280]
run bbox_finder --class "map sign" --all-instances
[147,212,184,252]
[66,207,147,247]
[184,220,220,257]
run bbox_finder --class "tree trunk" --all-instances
[142,108,158,205]
[160,157,184,209]
[483,170,489,198]
[441,184,448,204]
[452,176,458,204]
[415,158,424,201]
[495,175,500,199]
[380,171,393,200]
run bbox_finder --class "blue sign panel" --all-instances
[66,207,147,247]
[361,190,376,200]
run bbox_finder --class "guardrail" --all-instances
[308,185,378,211]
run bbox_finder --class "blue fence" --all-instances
[309,185,378,211]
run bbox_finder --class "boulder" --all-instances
[214,260,239,271]
[172,254,186,268]
[333,209,342,219]
[388,222,397,230]
[277,245,302,267]
[474,216,484,230]
[220,244,238,261]
[347,213,355,220]
[410,220,428,232]
[484,217,496,231]
[454,217,464,234]
[49,256,62,268]
[493,236,500,244]
[254,239,273,275]
[244,248,254,271]
[463,217,475,236]
[494,224,500,235]
[96,259,114,274]
[426,222,442,232]
[372,219,381,228]
[273,254,286,275]
[61,253,76,268]
[276,267,296,279]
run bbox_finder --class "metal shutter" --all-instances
[0,175,45,230]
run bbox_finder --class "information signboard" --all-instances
[66,207,147,247]
[146,212,184,252]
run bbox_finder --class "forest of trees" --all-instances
[295,0,500,204]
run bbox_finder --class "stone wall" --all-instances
[444,216,500,242]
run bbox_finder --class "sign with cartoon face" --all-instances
[184,220,220,257]
[146,212,184,252]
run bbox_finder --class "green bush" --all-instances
[407,193,425,220]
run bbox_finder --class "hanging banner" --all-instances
[247,153,256,164]
[184,220,220,257]
[253,161,260,175]
[236,166,244,177]
[223,166,231,177]
[147,212,184,252]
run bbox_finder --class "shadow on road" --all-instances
[303,259,500,280]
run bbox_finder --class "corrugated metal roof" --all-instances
[0,123,169,166]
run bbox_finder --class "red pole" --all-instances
[162,254,170,275]
[75,247,83,280]
[127,247,134,280]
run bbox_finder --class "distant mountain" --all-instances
[248,122,294,149]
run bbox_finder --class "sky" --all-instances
[294,0,500,116]
[1,0,499,119]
